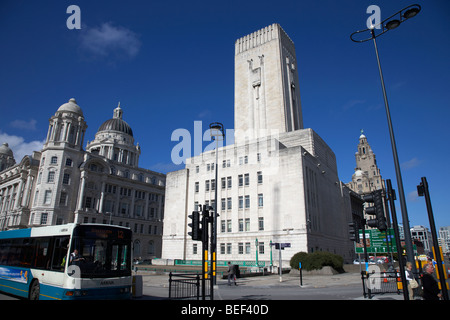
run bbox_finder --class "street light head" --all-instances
[403,7,420,19]
[385,19,401,30]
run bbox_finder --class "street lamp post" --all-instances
[209,122,224,298]
[350,4,421,273]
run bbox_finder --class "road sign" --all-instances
[273,242,291,250]
[355,228,397,254]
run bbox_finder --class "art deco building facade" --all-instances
[162,24,355,265]
[0,99,165,259]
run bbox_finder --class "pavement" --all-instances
[133,270,406,300]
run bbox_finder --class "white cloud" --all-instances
[401,157,421,170]
[9,119,37,131]
[0,131,45,161]
[79,22,141,60]
[407,190,419,203]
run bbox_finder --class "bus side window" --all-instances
[33,237,51,269]
[51,236,70,271]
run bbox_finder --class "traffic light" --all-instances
[348,222,358,242]
[362,189,387,231]
[188,210,202,241]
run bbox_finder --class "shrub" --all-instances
[289,251,308,270]
[289,251,344,272]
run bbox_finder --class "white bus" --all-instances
[0,223,132,300]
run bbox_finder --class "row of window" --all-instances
[220,217,264,233]
[195,172,263,193]
[193,241,266,255]
[40,156,163,185]
[195,154,263,174]
[104,184,162,202]
[81,216,159,235]
[195,194,264,213]
[38,171,71,185]
[220,194,264,210]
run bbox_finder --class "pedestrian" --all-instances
[421,263,442,300]
[227,262,237,286]
[405,262,417,300]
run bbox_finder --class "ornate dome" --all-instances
[0,143,13,157]
[57,98,84,116]
[97,103,133,137]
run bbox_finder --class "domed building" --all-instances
[0,98,166,260]
[0,143,16,172]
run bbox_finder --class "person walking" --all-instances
[227,262,237,286]
[421,263,442,300]
[405,262,416,300]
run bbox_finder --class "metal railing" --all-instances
[168,273,210,300]
[361,270,408,298]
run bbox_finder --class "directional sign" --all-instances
[273,242,291,250]
[355,228,397,254]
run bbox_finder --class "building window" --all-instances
[59,192,67,206]
[239,219,243,232]
[257,171,263,184]
[41,212,48,225]
[227,176,232,189]
[238,196,243,209]
[238,243,244,254]
[195,182,199,193]
[221,220,226,233]
[258,217,264,231]
[66,158,72,166]
[227,220,232,232]
[259,242,265,254]
[62,173,70,185]
[227,197,232,210]
[238,174,243,187]
[245,242,251,254]
[43,190,52,204]
[245,195,250,208]
[51,156,57,164]
[245,218,250,231]
[205,180,210,192]
[193,243,198,255]
[47,171,55,183]
[221,177,226,189]
[221,198,226,211]
[244,173,249,186]
[258,193,264,207]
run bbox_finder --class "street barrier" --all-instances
[168,273,210,300]
[361,270,404,299]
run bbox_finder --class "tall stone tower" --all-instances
[162,23,355,264]
[234,23,303,142]
[347,131,383,194]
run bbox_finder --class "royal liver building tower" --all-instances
[162,24,354,265]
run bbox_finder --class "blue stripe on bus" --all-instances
[0,228,32,240]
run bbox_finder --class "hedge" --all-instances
[289,251,344,272]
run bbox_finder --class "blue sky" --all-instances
[1,0,449,230]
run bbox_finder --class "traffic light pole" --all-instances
[201,205,209,300]
[386,179,409,300]
[418,177,449,300]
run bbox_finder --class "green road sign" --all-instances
[355,228,397,254]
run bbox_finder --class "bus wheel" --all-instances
[29,280,40,300]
